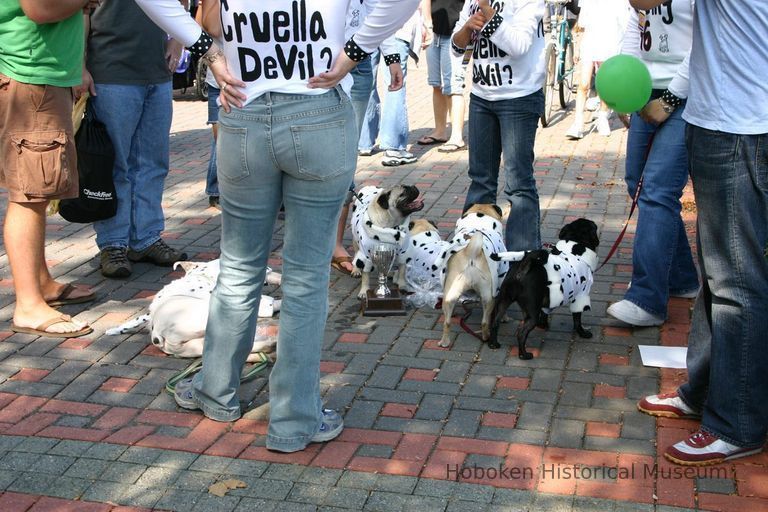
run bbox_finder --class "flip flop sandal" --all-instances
[331,255,354,276]
[165,352,270,395]
[46,283,96,307]
[416,135,448,145]
[10,314,93,338]
[437,143,467,153]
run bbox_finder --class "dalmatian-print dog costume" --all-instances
[350,186,410,273]
[399,227,450,293]
[542,240,597,314]
[496,240,597,314]
[432,212,510,295]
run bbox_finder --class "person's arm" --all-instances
[462,0,543,58]
[629,0,665,8]
[73,14,96,100]
[308,0,420,89]
[201,0,221,38]
[421,0,433,48]
[134,0,245,110]
[19,0,99,24]
[452,0,483,52]
[620,10,641,57]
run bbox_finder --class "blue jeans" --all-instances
[206,85,220,197]
[350,57,374,140]
[90,82,172,251]
[189,87,357,452]
[624,103,699,317]
[426,34,467,96]
[678,125,768,448]
[358,39,410,151]
[464,91,543,251]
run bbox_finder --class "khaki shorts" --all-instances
[0,73,78,203]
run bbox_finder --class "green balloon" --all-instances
[595,55,652,114]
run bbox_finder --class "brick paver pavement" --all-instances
[0,61,764,512]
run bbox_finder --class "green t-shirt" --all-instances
[0,2,84,87]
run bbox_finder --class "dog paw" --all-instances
[518,351,533,360]
[487,341,500,349]
[437,339,452,348]
[577,327,593,339]
[357,290,367,300]
[351,270,362,278]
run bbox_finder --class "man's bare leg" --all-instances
[5,201,90,333]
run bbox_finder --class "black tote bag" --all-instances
[59,102,117,223]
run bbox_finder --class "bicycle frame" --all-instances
[546,0,573,86]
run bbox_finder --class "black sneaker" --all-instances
[100,247,132,278]
[127,239,187,267]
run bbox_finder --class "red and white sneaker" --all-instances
[665,430,764,466]
[637,392,701,419]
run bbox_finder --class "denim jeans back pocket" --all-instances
[291,119,349,181]
[216,124,250,182]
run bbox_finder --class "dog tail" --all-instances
[465,232,486,266]
[105,314,150,336]
[490,250,526,262]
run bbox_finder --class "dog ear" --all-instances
[428,219,438,230]
[377,191,391,210]
[492,204,503,217]
[462,203,475,217]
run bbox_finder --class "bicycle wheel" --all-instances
[559,39,575,109]
[540,44,557,127]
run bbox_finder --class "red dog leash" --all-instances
[596,129,655,272]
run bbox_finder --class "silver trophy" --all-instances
[372,243,396,297]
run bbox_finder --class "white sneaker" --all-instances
[596,113,611,137]
[586,96,600,111]
[381,149,417,167]
[565,122,584,140]
[607,300,664,327]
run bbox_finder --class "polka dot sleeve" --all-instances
[344,37,372,63]
[187,31,214,60]
[383,53,401,66]
[481,12,504,39]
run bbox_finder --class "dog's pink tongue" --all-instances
[408,196,425,210]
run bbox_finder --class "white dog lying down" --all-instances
[106,260,280,361]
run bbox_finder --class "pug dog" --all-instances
[105,260,281,361]
[395,219,450,304]
[350,185,424,299]
[432,204,509,348]
[489,218,600,359]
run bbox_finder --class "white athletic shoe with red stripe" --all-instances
[665,430,764,466]
[637,392,701,419]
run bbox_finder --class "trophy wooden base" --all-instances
[362,286,407,317]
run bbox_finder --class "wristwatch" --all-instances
[658,97,675,114]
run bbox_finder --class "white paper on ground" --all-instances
[638,345,688,369]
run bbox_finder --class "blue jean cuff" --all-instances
[675,387,702,415]
[192,394,241,423]
[128,237,163,253]
[699,424,758,449]
[266,433,314,453]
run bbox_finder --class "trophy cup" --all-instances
[362,243,406,316]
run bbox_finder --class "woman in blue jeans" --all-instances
[136,0,419,453]
[451,0,546,251]
[607,2,699,327]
